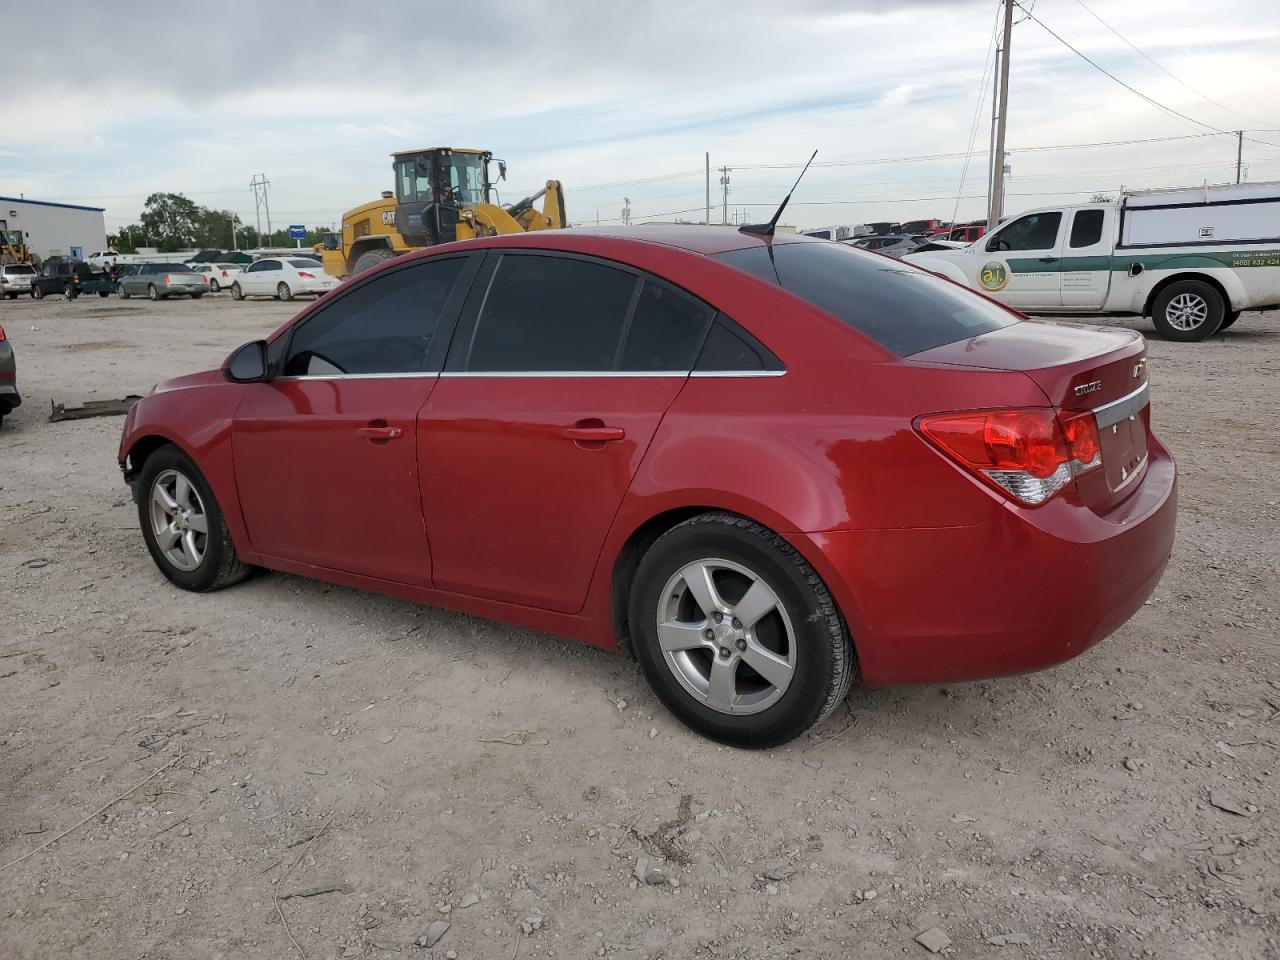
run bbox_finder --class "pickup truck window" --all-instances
[717,241,1016,357]
[986,212,1061,252]
[1069,209,1105,248]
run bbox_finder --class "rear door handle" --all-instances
[357,423,403,442]
[560,423,625,443]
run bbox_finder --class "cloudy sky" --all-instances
[3,0,1278,235]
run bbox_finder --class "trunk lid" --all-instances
[909,319,1151,511]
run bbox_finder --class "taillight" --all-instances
[916,408,1102,506]
[165,275,172,285]
[297,271,316,279]
[72,273,80,282]
[0,322,7,342]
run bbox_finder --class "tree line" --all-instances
[113,192,332,253]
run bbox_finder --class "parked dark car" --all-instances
[31,260,113,300]
[0,320,20,427]
[117,262,207,300]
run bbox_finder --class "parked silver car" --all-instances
[846,234,931,259]
[117,262,208,301]
[1,263,36,298]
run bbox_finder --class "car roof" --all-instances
[461,224,817,258]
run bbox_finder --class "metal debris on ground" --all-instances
[48,396,143,422]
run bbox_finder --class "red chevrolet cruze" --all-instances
[119,227,1176,746]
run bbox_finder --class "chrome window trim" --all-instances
[275,372,441,381]
[690,369,786,378]
[1092,381,1149,429]
[439,371,688,379]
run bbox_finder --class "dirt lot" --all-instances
[0,292,1276,960]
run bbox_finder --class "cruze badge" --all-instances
[1074,380,1103,397]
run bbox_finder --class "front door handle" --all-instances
[357,422,403,442]
[561,422,625,444]
[1039,256,1059,263]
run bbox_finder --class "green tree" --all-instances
[1089,192,1115,203]
[139,192,203,248]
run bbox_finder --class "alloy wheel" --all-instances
[1166,292,1208,331]
[656,557,796,715]
[149,469,209,572]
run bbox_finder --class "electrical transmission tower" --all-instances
[621,197,632,226]
[719,167,732,224]
[250,174,272,246]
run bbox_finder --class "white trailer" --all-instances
[905,181,1280,342]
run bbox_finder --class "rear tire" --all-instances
[136,445,254,593]
[147,284,159,301]
[4,293,15,300]
[276,282,292,301]
[191,293,204,300]
[99,290,110,297]
[1151,280,1225,342]
[352,248,395,276]
[629,512,854,748]
[210,279,220,293]
[118,282,130,299]
[64,284,77,300]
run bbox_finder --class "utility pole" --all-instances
[988,0,1014,232]
[705,152,711,225]
[250,174,272,247]
[719,166,731,225]
[1236,130,1244,184]
[621,197,632,226]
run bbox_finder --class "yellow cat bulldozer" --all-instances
[0,219,33,266]
[317,147,566,278]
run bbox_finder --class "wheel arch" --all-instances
[1142,271,1234,317]
[346,236,397,273]
[121,431,196,490]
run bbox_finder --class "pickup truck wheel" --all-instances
[98,290,110,298]
[118,282,130,299]
[147,284,159,301]
[1152,280,1224,342]
[64,284,78,300]
[1220,310,1241,330]
[31,286,44,300]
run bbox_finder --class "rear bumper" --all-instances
[805,436,1178,685]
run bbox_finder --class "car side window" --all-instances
[694,315,783,373]
[261,261,281,272]
[1069,209,1105,248]
[986,212,1062,252]
[282,257,466,377]
[465,254,638,372]
[618,281,714,371]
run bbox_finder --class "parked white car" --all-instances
[905,180,1280,342]
[86,249,124,268]
[230,257,338,301]
[192,262,244,293]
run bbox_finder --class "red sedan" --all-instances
[118,227,1177,746]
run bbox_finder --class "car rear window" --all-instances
[5,265,35,275]
[165,264,194,273]
[288,259,320,269]
[715,241,1017,356]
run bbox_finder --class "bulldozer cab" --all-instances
[392,148,492,247]
[0,223,29,265]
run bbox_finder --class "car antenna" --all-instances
[739,149,818,237]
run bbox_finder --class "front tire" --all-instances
[136,446,254,592]
[629,513,854,747]
[1220,309,1241,330]
[31,285,44,300]
[352,248,395,276]
[230,282,244,301]
[276,282,292,301]
[1151,280,1225,342]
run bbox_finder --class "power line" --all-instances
[1068,0,1277,129]
[1013,2,1224,135]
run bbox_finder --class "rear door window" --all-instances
[1069,209,1105,248]
[716,241,1017,357]
[283,257,467,377]
[464,254,638,372]
[618,282,714,371]
[694,316,783,372]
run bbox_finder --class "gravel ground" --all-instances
[0,293,1277,960]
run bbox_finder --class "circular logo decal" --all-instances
[979,261,1009,291]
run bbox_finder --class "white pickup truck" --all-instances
[904,180,1280,341]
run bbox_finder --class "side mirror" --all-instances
[224,339,270,383]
